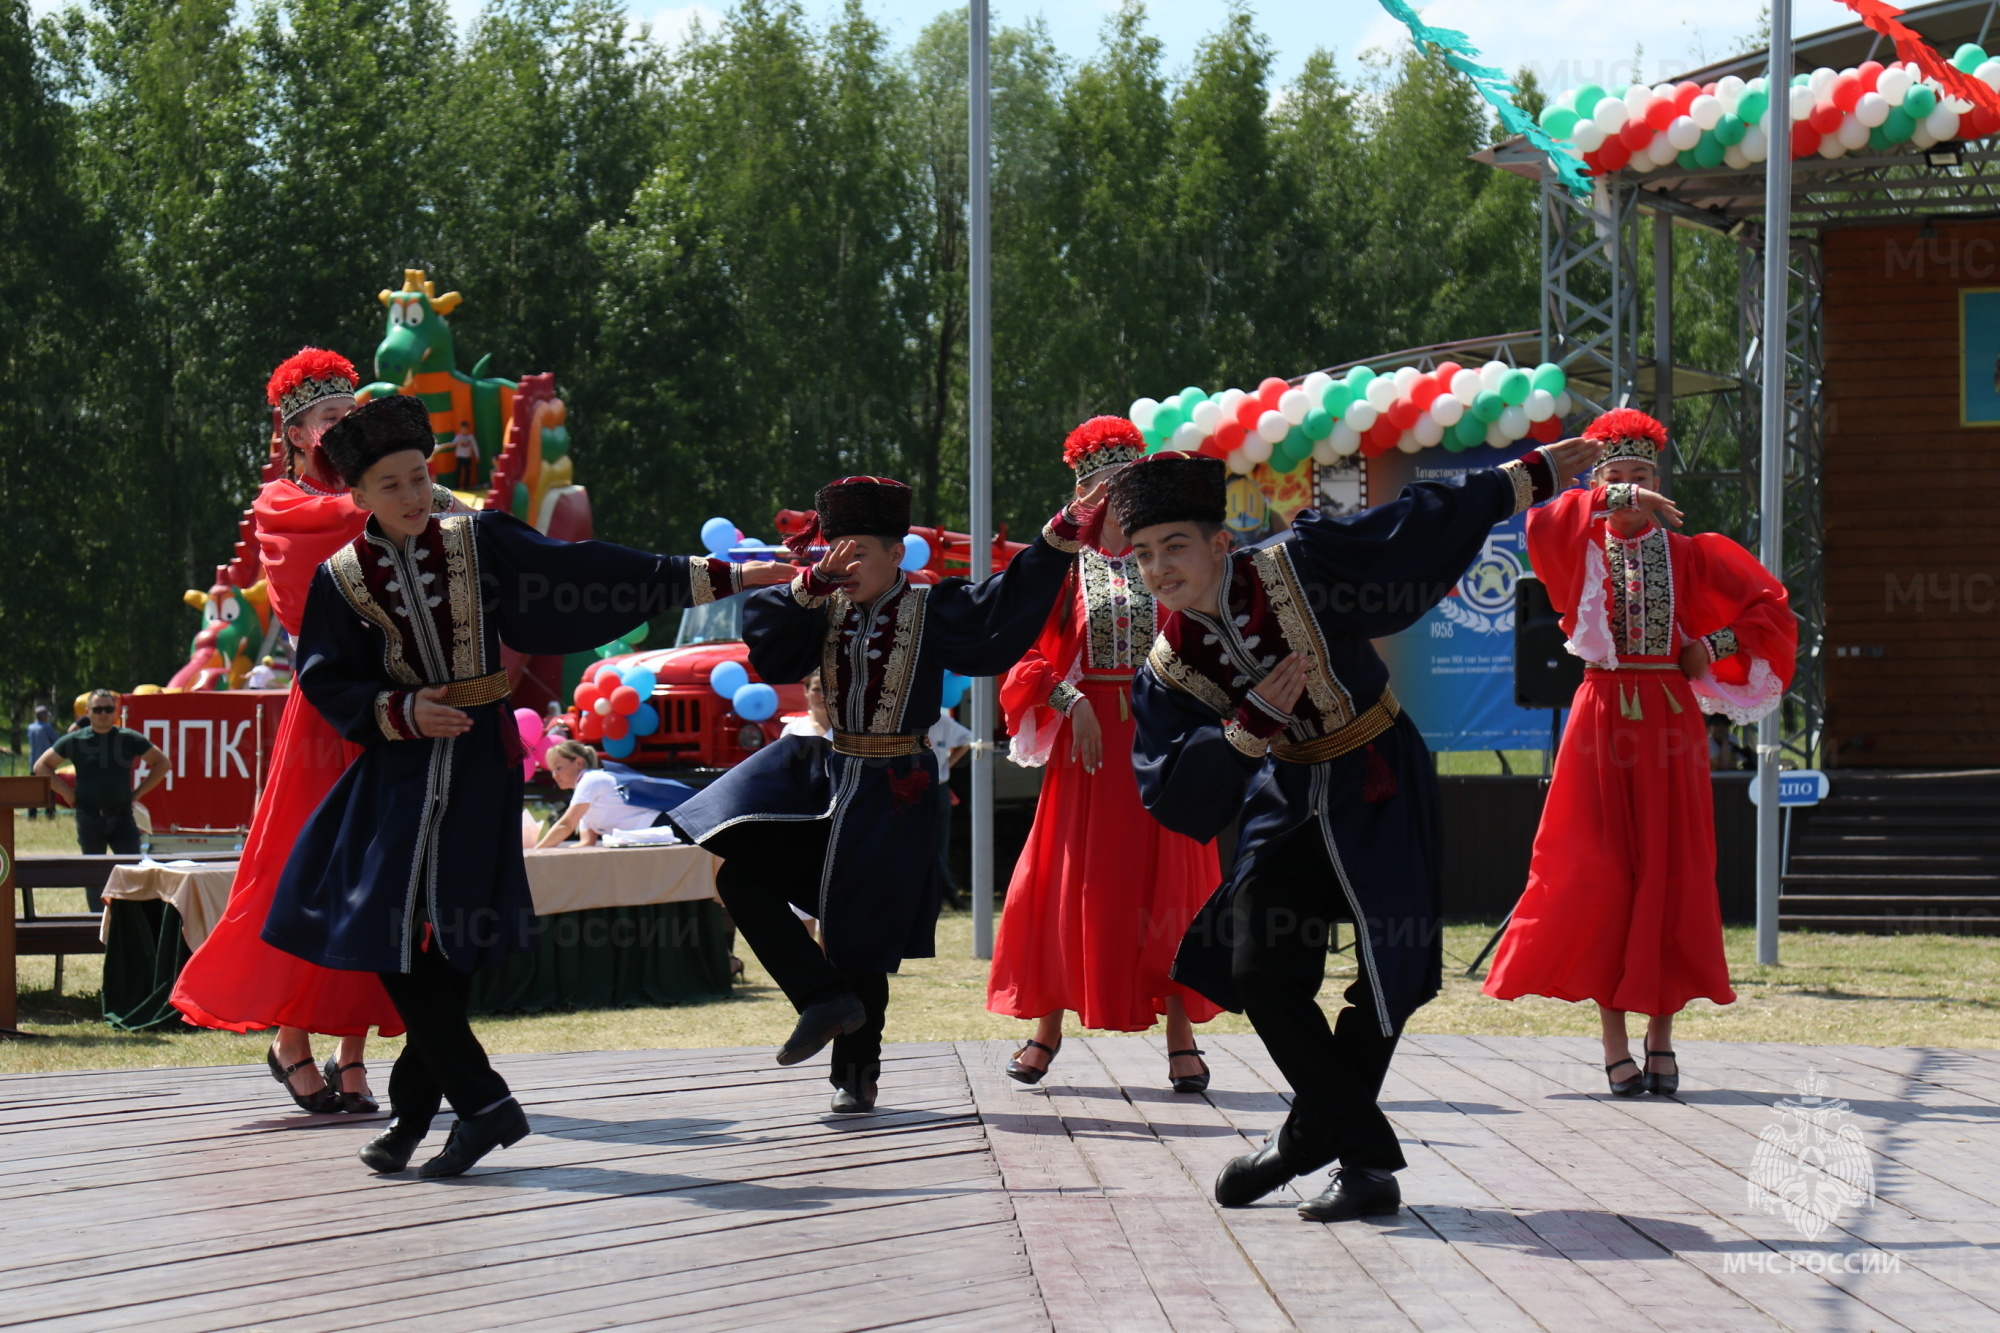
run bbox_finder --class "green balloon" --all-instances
[1498,369,1531,406]
[1472,390,1506,424]
[1954,43,1986,75]
[1904,84,1938,118]
[1453,415,1488,448]
[1302,406,1334,440]
[1269,443,1305,474]
[1321,381,1353,417]
[1179,386,1208,406]
[1573,84,1605,117]
[1883,106,1916,144]
[1737,90,1768,125]
[1790,74,1810,88]
[1541,106,1579,139]
[1693,133,1726,168]
[1530,363,1567,396]
[1151,405,1182,437]
[1713,113,1746,147]
[1677,148,1701,170]
[1346,365,1376,393]
[1277,425,1312,460]
[1868,121,1894,151]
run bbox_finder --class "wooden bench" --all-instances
[11,853,238,1000]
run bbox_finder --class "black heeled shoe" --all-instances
[322,1056,380,1115]
[358,1119,430,1173]
[417,1099,530,1179]
[777,993,867,1066]
[1005,1038,1060,1085]
[1167,1047,1211,1094]
[1605,1056,1645,1097]
[1644,1049,1679,1097]
[267,1046,341,1114]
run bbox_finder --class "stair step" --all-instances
[1779,914,2000,935]
[1779,894,2000,909]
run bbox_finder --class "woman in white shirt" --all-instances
[535,741,660,846]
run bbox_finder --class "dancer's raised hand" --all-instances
[817,538,863,583]
[1538,437,1598,482]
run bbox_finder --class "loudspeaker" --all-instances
[1514,575,1583,708]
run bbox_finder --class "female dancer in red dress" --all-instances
[171,350,446,1113]
[1482,410,1794,1096]
[987,417,1222,1090]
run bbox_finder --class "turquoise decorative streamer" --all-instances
[1374,0,1595,198]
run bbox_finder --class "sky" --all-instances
[25,0,1872,94]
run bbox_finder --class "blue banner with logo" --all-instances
[1363,444,1551,751]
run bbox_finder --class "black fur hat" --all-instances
[320,394,436,485]
[1108,451,1226,539]
[815,476,912,542]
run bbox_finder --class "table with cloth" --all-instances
[98,845,730,1030]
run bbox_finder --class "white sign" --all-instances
[1747,769,1830,808]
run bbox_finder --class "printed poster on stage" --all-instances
[1960,287,2000,426]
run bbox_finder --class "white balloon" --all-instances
[1979,59,2000,90]
[1301,371,1332,404]
[1571,119,1607,152]
[1191,400,1222,433]
[1855,91,1889,128]
[1310,438,1339,465]
[1648,134,1680,167]
[1789,85,1816,121]
[1927,105,1961,140]
[1817,133,1847,159]
[1650,83,1675,102]
[1225,446,1254,475]
[1450,369,1484,405]
[1278,387,1311,425]
[1742,123,1769,161]
[1429,393,1465,426]
[1910,125,1938,150]
[1949,96,1973,115]
[1666,115,1701,151]
[1396,429,1424,454]
[1554,391,1573,416]
[1242,434,1274,464]
[1391,365,1421,394]
[1128,397,1159,430]
[1717,75,1745,110]
[1256,410,1290,444]
[1413,413,1445,447]
[1878,66,1912,103]
[1216,387,1247,416]
[1690,94,1724,130]
[1329,421,1361,456]
[1499,405,1530,440]
[1479,361,1510,391]
[1722,144,1749,169]
[1524,388,1556,422]
[1172,421,1204,450]
[1808,67,1836,100]
[1344,399,1380,432]
[1485,421,1510,449]
[1593,97,1628,133]
[1364,376,1398,411]
[1624,85,1652,117]
[1837,112,1870,150]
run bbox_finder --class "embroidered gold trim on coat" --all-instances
[438,513,482,680]
[869,585,929,733]
[821,590,849,727]
[374,690,407,741]
[1048,680,1083,715]
[1498,458,1535,515]
[691,559,737,607]
[328,545,422,686]
[1148,637,1234,716]
[1606,527,1675,659]
[429,483,456,512]
[792,571,829,609]
[1252,543,1355,730]
[1041,515,1084,554]
[1703,626,1739,662]
[1224,720,1270,759]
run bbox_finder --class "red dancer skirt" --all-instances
[171,688,406,1035]
[1484,666,1736,1016]
[988,676,1224,1031]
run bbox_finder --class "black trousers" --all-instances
[1229,824,1407,1175]
[713,818,888,1091]
[77,806,141,856]
[376,940,511,1132]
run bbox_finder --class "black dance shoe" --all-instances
[1168,1048,1211,1094]
[1644,1049,1680,1097]
[357,1120,430,1174]
[1605,1056,1646,1097]
[267,1045,342,1115]
[830,1080,879,1114]
[1006,1038,1060,1085]
[1214,1136,1296,1207]
[416,1099,530,1179]
[777,993,867,1066]
[1297,1169,1401,1222]
[322,1056,380,1115]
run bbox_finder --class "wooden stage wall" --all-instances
[1823,222,2000,767]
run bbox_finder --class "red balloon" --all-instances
[1645,99,1676,131]
[1386,398,1421,431]
[577,710,604,741]
[603,713,630,740]
[1581,149,1604,174]
[1790,122,1821,158]
[1858,60,1883,92]
[574,682,601,711]
[1215,419,1248,451]
[1434,360,1462,383]
[1197,433,1230,460]
[1410,375,1441,410]
[1598,140,1632,172]
[1619,119,1653,151]
[609,684,642,716]
[1674,82,1701,113]
[1362,418,1400,456]
[1831,72,1863,113]
[1257,377,1289,408]
[1809,101,1843,135]
[1234,399,1265,432]
[1702,81,1719,96]
[1530,415,1564,444]
[1971,105,2000,138]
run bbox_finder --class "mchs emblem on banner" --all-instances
[1748,1069,1877,1242]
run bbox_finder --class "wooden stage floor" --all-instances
[2,1033,1996,1331]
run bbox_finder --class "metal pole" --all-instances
[1756,0,1793,967]
[1653,210,1674,497]
[968,0,995,959]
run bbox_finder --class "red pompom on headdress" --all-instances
[1583,408,1667,470]
[266,348,359,422]
[1062,416,1145,478]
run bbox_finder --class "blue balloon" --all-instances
[602,733,637,759]
[899,533,931,572]
[940,671,968,709]
[709,660,749,698]
[732,682,778,721]
[620,665,657,698]
[629,702,659,736]
[700,516,738,554]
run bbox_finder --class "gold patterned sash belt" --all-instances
[437,670,511,708]
[1270,689,1400,765]
[831,730,929,758]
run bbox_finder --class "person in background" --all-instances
[536,740,667,846]
[1708,714,1752,771]
[779,669,831,739]
[927,704,974,909]
[34,690,170,855]
[26,705,59,819]
[450,420,480,491]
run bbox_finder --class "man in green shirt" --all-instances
[34,690,171,855]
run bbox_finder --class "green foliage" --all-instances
[4,0,1610,722]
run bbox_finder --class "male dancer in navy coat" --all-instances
[1118,439,1592,1221]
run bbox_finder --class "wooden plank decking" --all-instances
[0,1034,1994,1331]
